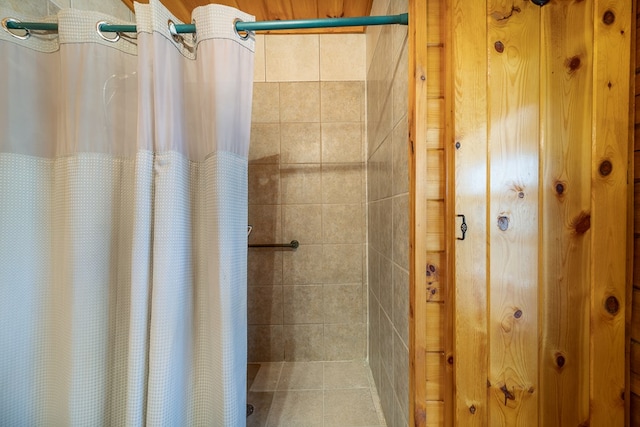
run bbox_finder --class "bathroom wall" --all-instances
[365,0,409,426]
[247,33,368,363]
[4,0,132,20]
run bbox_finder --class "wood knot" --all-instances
[571,211,591,235]
[566,55,582,73]
[514,309,522,319]
[469,405,476,414]
[555,353,566,368]
[555,181,565,196]
[599,160,612,176]
[497,216,509,231]
[494,41,505,53]
[602,10,615,25]
[447,355,454,365]
[426,264,436,276]
[605,295,620,315]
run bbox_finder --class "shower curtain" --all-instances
[0,1,253,425]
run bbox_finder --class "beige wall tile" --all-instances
[379,311,393,380]
[323,284,362,324]
[283,204,322,245]
[392,45,408,126]
[390,0,409,59]
[283,285,324,324]
[368,248,380,298]
[248,248,283,285]
[6,0,48,16]
[322,204,363,244]
[378,363,394,426]
[391,118,409,196]
[321,122,363,163]
[277,362,323,390]
[366,0,391,73]
[248,251,282,286]
[378,254,393,320]
[393,331,409,420]
[280,164,322,205]
[248,286,283,325]
[379,198,393,256]
[282,244,324,285]
[248,325,284,362]
[248,204,281,245]
[252,83,280,123]
[250,362,283,392]
[280,82,320,122]
[71,0,132,20]
[322,164,364,205]
[253,34,266,82]
[392,195,409,269]
[319,34,366,81]
[324,323,365,360]
[50,0,70,11]
[393,265,409,347]
[368,293,381,381]
[378,137,393,199]
[281,123,321,164]
[321,81,364,123]
[249,164,280,205]
[284,324,324,361]
[250,123,280,164]
[265,35,320,82]
[322,244,363,284]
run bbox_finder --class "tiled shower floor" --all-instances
[247,361,387,427]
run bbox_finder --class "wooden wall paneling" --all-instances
[408,0,429,424]
[538,1,592,425]
[591,0,631,424]
[451,0,488,424]
[426,251,445,302]
[426,351,445,401]
[487,1,540,424]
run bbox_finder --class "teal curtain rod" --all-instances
[5,13,408,34]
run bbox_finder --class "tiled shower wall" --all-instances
[366,0,410,426]
[5,0,132,20]
[247,34,368,363]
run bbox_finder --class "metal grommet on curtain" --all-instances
[167,19,182,43]
[233,18,251,41]
[96,21,120,42]
[1,18,30,40]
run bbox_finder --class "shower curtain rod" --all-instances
[5,13,408,34]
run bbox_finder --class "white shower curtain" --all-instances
[0,1,253,425]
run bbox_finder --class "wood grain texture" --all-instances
[452,0,488,424]
[591,0,631,424]
[539,0,592,424]
[408,0,429,425]
[487,0,540,424]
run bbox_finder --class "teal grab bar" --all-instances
[5,13,408,34]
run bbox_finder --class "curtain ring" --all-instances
[233,18,251,40]
[2,18,31,40]
[96,21,120,42]
[167,19,182,43]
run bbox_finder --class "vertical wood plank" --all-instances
[452,0,488,424]
[409,0,429,425]
[591,0,631,424]
[487,0,539,424]
[539,1,593,425]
